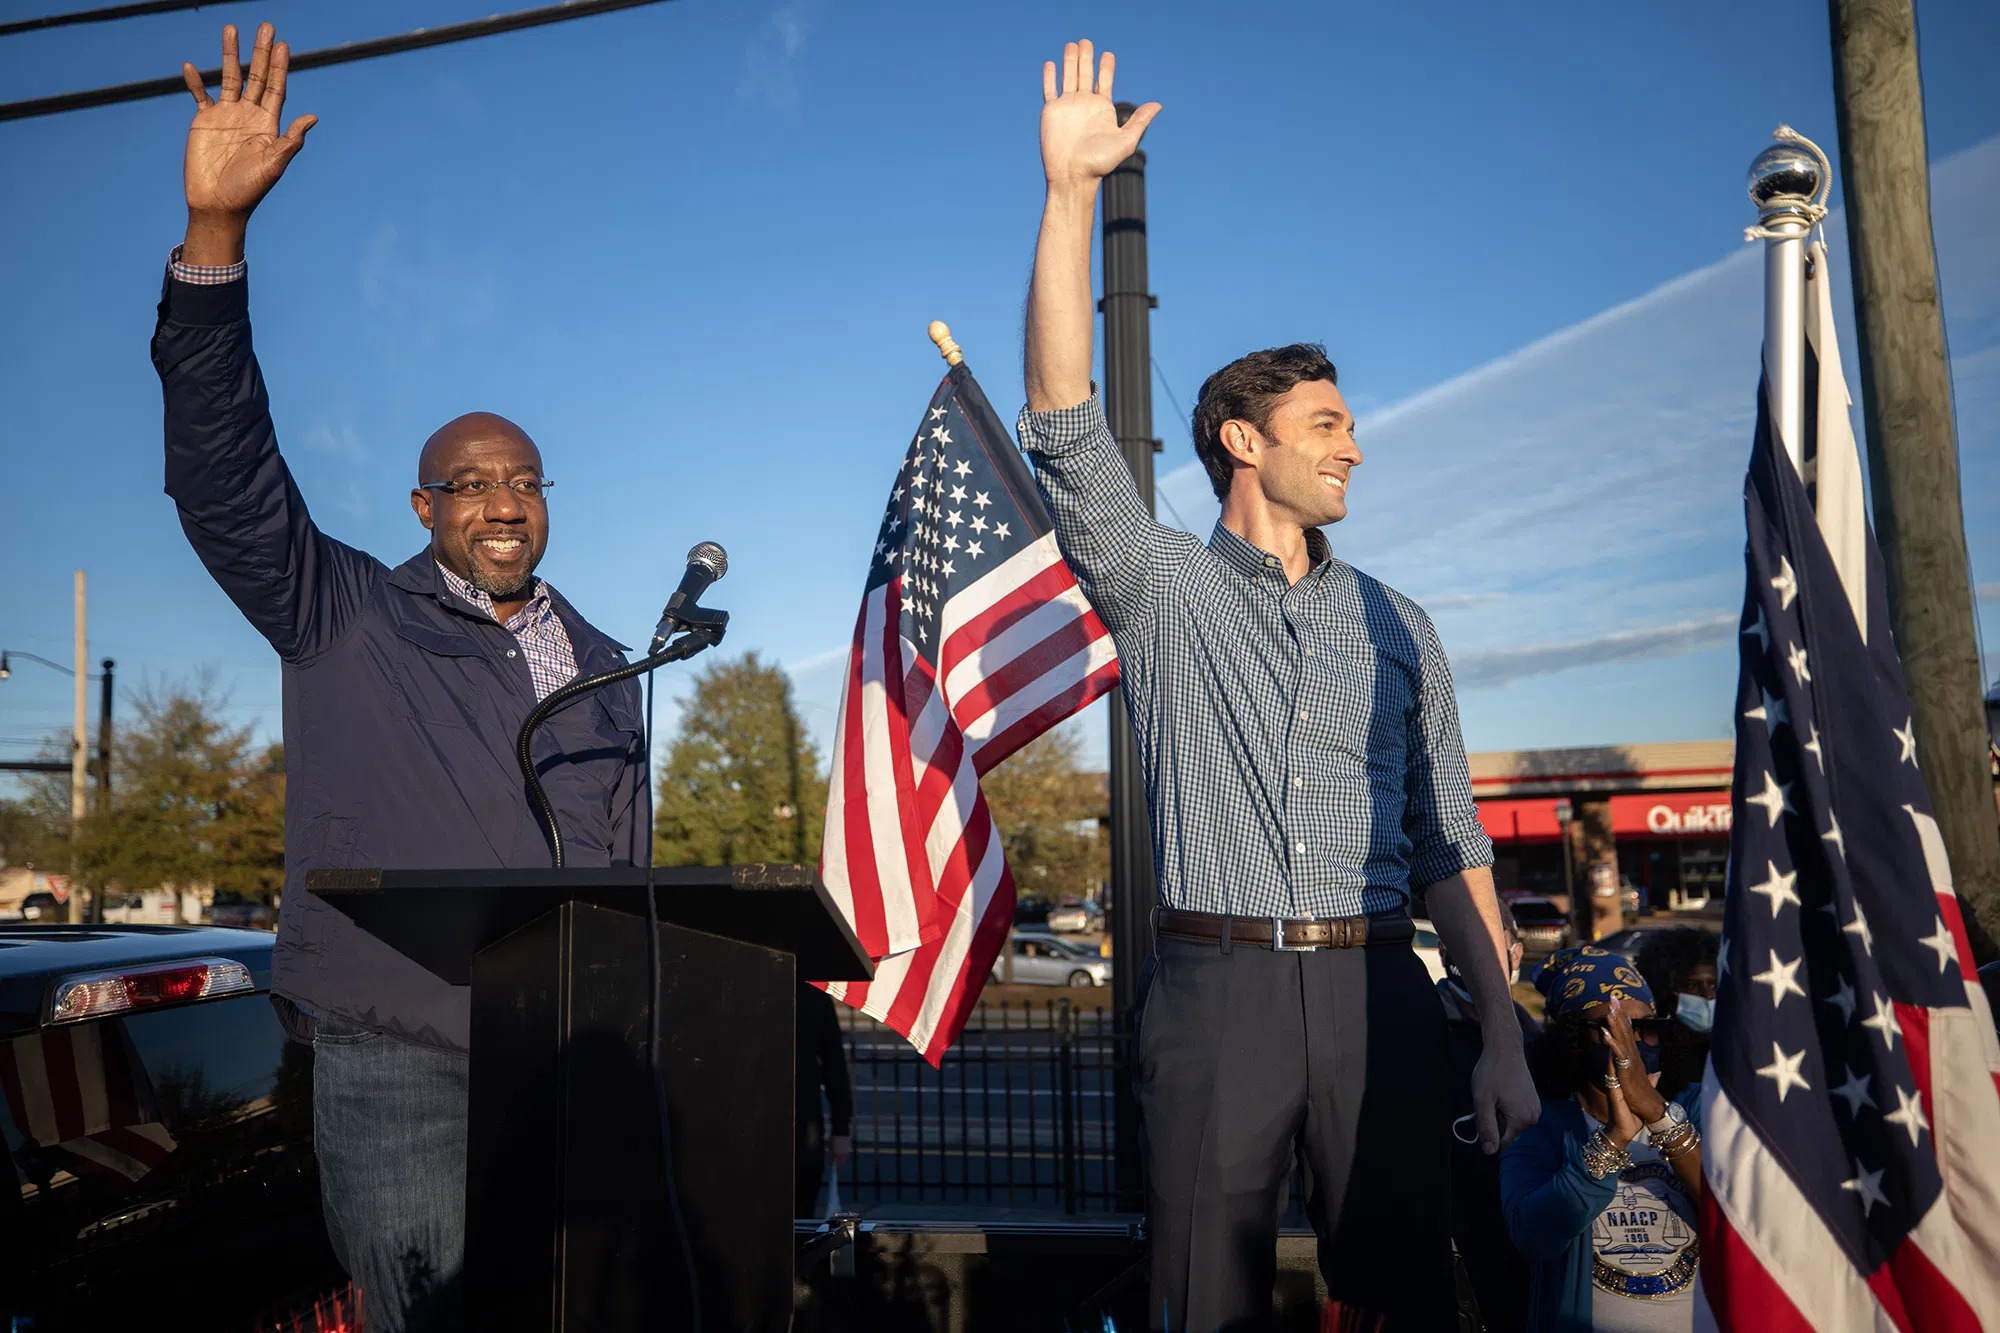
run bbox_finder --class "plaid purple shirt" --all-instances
[435,562,578,701]
[169,246,246,285]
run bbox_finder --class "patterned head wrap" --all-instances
[1534,946,1654,1018]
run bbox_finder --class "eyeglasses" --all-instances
[418,477,553,501]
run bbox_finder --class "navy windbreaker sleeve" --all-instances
[152,269,379,662]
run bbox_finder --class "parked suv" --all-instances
[0,922,342,1329]
[1507,897,1576,955]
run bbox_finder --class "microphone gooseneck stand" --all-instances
[515,621,721,870]
[513,609,725,1331]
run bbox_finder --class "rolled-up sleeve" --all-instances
[1018,393,1178,636]
[1403,615,1493,891]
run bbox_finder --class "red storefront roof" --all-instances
[1477,790,1734,845]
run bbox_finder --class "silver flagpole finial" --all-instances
[1748,126,1832,238]
[1748,126,1832,477]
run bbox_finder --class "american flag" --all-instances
[1697,240,2000,1329]
[0,1020,178,1186]
[819,362,1119,1062]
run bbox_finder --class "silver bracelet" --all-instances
[1582,1130,1631,1180]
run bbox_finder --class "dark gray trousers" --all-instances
[1134,932,1453,1332]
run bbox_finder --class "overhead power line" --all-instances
[0,0,676,122]
[0,1,224,41]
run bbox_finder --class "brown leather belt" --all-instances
[1156,908,1415,951]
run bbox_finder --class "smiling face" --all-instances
[410,412,549,612]
[1227,378,1363,528]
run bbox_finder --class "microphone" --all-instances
[651,542,729,650]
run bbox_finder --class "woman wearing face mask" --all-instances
[1501,947,1702,1331]
[1634,928,1720,1099]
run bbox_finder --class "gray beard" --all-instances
[470,565,533,601]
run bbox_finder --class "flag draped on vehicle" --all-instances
[818,361,1118,1064]
[1696,240,2000,1330]
[0,1020,178,1186]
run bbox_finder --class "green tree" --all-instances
[981,721,1107,907]
[653,653,827,867]
[16,678,286,902]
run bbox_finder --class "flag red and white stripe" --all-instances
[0,1020,179,1183]
[819,364,1118,1062]
[1696,238,2000,1329]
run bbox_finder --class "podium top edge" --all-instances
[304,865,825,895]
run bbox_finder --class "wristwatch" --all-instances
[1645,1102,1689,1137]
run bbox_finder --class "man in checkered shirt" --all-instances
[1023,41,1539,1331]
[151,25,648,1333]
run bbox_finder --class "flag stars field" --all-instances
[1830,1065,1875,1117]
[1747,861,1800,917]
[1751,949,1807,1007]
[1756,1041,1812,1102]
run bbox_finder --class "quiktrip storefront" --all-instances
[1468,741,1734,914]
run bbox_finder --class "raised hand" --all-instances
[180,22,315,261]
[1039,40,1159,188]
[1602,1004,1668,1126]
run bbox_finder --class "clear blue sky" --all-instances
[2,0,1996,781]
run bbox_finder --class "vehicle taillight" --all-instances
[47,957,254,1024]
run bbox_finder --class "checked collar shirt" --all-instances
[434,563,578,702]
[1019,394,1492,921]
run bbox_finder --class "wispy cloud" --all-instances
[303,420,370,464]
[785,643,849,675]
[1453,612,1737,690]
[739,2,813,114]
[1151,132,1998,746]
[1977,582,2000,603]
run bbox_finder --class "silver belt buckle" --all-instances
[1271,916,1315,951]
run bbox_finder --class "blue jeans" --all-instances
[313,1016,467,1333]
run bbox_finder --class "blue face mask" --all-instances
[1675,993,1715,1035]
[1639,1040,1664,1075]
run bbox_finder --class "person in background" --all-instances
[1437,905,1540,1332]
[1502,948,1702,1332]
[1632,928,1719,1099]
[795,982,854,1218]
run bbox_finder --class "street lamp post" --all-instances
[1554,798,1576,935]
[0,648,116,922]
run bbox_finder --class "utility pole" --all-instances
[1829,0,2000,956]
[1101,101,1161,1212]
[96,659,115,814]
[90,656,114,925]
[68,571,88,925]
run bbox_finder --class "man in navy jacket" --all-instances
[151,24,648,1332]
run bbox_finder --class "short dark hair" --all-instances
[1632,927,1719,1001]
[1190,344,1339,501]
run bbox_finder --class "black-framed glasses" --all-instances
[418,477,553,501]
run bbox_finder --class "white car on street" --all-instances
[990,932,1112,987]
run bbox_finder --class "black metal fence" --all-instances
[834,998,1127,1214]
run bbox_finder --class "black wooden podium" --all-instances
[307,863,872,1333]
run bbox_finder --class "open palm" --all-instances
[182,23,315,219]
[1039,41,1159,186]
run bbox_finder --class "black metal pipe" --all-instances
[1101,100,1159,1215]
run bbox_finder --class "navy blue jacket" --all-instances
[152,270,649,1051]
